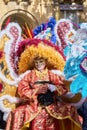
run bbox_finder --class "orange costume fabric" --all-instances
[5,69,81,130]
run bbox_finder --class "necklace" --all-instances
[35,68,49,80]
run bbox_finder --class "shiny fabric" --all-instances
[30,109,57,130]
[5,69,82,130]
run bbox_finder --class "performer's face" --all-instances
[34,58,46,71]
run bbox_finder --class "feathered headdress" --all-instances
[17,39,65,74]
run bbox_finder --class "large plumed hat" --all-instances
[17,39,65,74]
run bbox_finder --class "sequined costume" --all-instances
[6,69,81,130]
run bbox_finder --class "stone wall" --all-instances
[0,0,87,30]
[0,0,54,28]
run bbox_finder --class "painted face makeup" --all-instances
[34,58,46,71]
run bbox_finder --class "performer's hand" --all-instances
[37,85,48,94]
[59,75,65,81]
[59,76,65,85]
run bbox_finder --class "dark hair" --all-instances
[34,56,47,61]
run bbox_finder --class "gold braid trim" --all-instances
[21,106,41,130]
[46,107,81,130]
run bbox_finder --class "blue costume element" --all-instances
[63,45,71,57]
[64,55,83,79]
[47,17,56,30]
[64,24,87,130]
[70,73,87,98]
[33,23,45,36]
[50,30,57,44]
[33,17,57,44]
[64,53,87,98]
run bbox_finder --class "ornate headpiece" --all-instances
[18,39,65,74]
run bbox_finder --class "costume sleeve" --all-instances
[18,72,36,100]
[49,71,68,95]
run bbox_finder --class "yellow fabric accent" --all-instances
[35,68,48,80]
[0,59,17,110]
[0,35,10,50]
[18,42,65,74]
[21,122,30,130]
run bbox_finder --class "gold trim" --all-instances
[21,106,41,130]
[46,107,81,129]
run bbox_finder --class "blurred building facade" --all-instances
[0,0,87,30]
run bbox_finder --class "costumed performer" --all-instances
[64,25,87,130]
[5,39,81,130]
[77,24,87,130]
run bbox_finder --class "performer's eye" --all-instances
[39,60,44,63]
[35,62,38,64]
